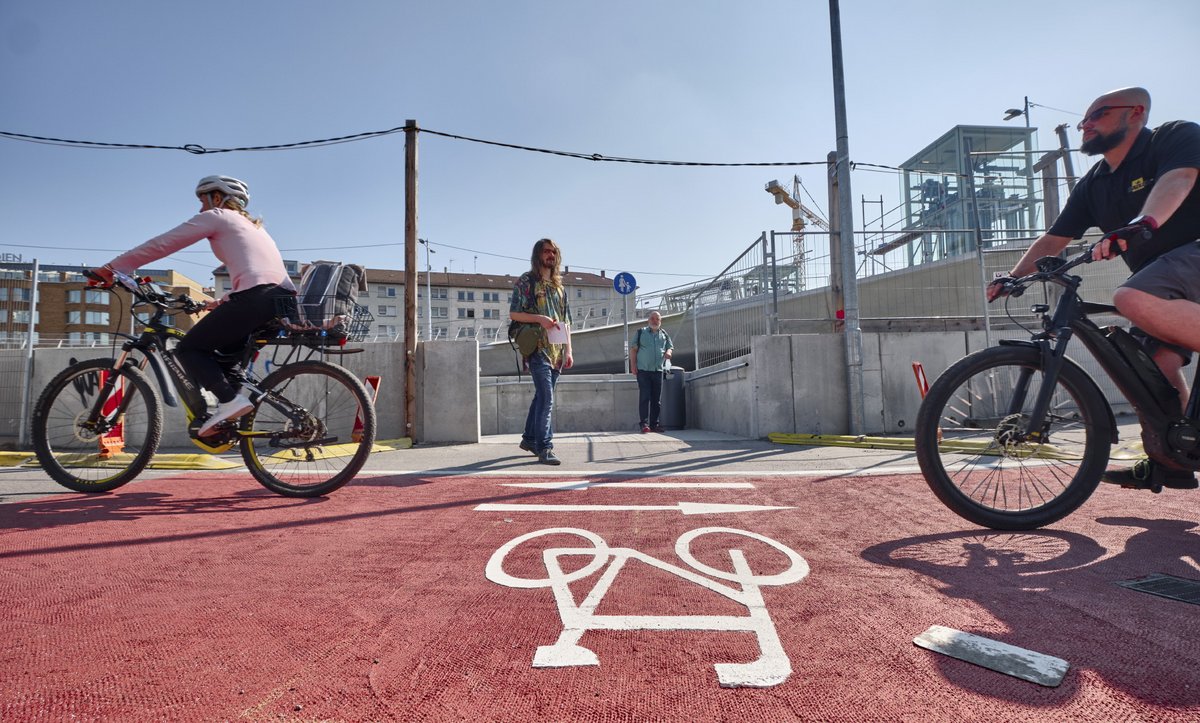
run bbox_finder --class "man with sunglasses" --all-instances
[988,87,1200,490]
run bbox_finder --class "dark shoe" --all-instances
[538,449,561,466]
[519,440,537,455]
[652,425,665,433]
[1102,459,1198,491]
[641,424,651,434]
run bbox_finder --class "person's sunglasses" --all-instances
[1077,105,1139,130]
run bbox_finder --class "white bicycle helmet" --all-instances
[195,175,250,208]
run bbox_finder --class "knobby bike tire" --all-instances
[240,360,376,497]
[914,345,1112,530]
[31,358,163,493]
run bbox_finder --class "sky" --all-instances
[3,0,1199,295]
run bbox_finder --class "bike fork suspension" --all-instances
[1020,333,1074,438]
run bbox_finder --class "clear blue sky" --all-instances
[3,0,1198,293]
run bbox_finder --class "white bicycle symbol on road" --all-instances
[485,527,810,688]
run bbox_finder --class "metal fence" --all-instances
[629,226,1132,375]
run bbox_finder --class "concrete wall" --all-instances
[417,340,480,443]
[3,326,1141,449]
[9,342,413,450]
[686,331,983,437]
[480,373,643,435]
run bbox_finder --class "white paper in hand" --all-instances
[547,323,569,344]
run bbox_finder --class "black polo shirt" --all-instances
[1049,120,1200,272]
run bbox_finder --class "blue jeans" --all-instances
[523,352,560,452]
[637,370,663,427]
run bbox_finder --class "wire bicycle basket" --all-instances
[274,296,374,344]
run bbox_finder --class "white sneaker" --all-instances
[198,393,254,437]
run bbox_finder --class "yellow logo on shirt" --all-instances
[1130,177,1146,192]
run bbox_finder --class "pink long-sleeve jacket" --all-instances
[107,209,295,294]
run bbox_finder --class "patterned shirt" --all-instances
[509,272,572,367]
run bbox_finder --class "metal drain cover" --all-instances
[1116,573,1200,605]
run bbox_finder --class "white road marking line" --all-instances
[500,480,757,490]
[475,502,793,515]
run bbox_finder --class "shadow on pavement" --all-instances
[862,521,1200,707]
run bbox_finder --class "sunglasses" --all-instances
[1077,105,1139,130]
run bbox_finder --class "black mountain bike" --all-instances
[914,241,1199,530]
[31,270,377,497]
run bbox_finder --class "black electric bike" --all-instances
[30,270,377,497]
[914,242,1199,530]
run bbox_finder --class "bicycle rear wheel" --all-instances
[240,360,376,497]
[914,345,1112,530]
[31,358,163,492]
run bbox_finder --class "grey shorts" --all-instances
[1121,240,1200,366]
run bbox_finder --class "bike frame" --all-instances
[83,277,335,450]
[1003,252,1200,471]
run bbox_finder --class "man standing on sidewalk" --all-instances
[630,311,673,433]
[509,238,574,465]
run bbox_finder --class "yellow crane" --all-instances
[765,176,830,288]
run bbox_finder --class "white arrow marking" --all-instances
[500,480,756,491]
[475,502,792,515]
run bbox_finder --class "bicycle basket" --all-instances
[275,296,373,344]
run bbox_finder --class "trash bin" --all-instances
[659,366,686,429]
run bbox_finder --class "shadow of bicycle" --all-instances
[863,520,1200,707]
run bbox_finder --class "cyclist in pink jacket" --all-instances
[91,176,296,436]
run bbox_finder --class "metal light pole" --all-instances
[829,0,865,435]
[419,238,434,340]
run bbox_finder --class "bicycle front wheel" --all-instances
[240,360,376,497]
[31,358,163,493]
[914,345,1112,530]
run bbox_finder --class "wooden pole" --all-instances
[404,120,418,442]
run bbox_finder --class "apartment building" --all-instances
[215,263,628,342]
[0,262,212,347]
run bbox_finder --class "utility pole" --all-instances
[404,120,418,442]
[829,0,866,434]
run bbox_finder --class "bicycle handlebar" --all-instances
[86,268,206,315]
[991,245,1091,299]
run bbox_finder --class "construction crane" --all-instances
[765,176,830,289]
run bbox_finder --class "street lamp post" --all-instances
[1003,96,1037,230]
[419,238,434,340]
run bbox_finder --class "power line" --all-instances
[422,240,705,277]
[0,125,827,167]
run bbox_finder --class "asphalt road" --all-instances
[2,432,1198,721]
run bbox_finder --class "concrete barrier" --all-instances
[4,328,1137,449]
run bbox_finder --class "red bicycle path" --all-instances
[1,469,1198,721]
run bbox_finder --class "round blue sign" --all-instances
[613,272,637,296]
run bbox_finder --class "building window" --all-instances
[84,311,109,325]
[482,308,500,319]
[431,288,447,300]
[85,290,108,304]
[0,287,31,302]
[377,286,397,298]
[67,310,82,324]
[462,327,476,338]
[67,289,82,304]
[377,305,397,317]
[458,308,475,319]
[481,291,501,303]
[457,290,475,302]
[431,306,448,319]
